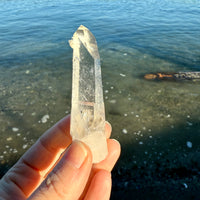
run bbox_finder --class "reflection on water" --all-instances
[0,0,200,199]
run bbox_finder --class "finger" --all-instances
[29,141,92,200]
[1,115,72,198]
[93,139,121,172]
[84,170,111,200]
[80,139,120,199]
[24,115,72,174]
[105,121,112,139]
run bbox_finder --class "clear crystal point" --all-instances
[69,25,108,163]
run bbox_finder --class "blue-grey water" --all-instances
[0,0,200,199]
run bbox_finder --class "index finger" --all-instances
[23,117,111,177]
[24,115,72,174]
[1,115,72,198]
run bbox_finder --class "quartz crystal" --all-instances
[69,25,108,163]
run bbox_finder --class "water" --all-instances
[0,0,200,199]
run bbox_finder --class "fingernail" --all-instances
[105,121,112,135]
[106,121,112,130]
[66,140,88,168]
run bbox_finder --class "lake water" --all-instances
[0,0,200,199]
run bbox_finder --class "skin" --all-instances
[0,115,121,200]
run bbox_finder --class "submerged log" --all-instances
[144,72,200,80]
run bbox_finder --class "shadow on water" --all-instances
[0,157,21,179]
[0,106,40,178]
[134,45,200,71]
[110,119,200,200]
[0,111,200,199]
[103,43,200,74]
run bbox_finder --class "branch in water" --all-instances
[144,72,200,80]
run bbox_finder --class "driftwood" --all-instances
[144,72,200,80]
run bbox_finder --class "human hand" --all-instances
[0,115,121,200]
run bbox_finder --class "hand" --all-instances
[0,115,121,200]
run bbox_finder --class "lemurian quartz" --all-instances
[69,25,108,163]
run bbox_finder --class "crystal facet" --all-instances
[69,25,108,163]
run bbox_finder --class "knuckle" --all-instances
[43,171,66,199]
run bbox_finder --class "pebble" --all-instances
[31,112,36,116]
[104,90,109,93]
[122,129,128,134]
[6,137,12,141]
[186,141,192,148]
[186,121,193,126]
[1,160,5,164]
[109,99,116,104]
[22,144,28,149]
[182,183,188,189]
[41,114,49,123]
[12,127,19,132]
[120,73,126,77]
[13,149,18,153]
[25,70,30,74]
[139,141,143,145]
[124,181,128,187]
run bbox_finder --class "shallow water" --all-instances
[0,0,200,198]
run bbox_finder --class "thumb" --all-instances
[29,141,92,200]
